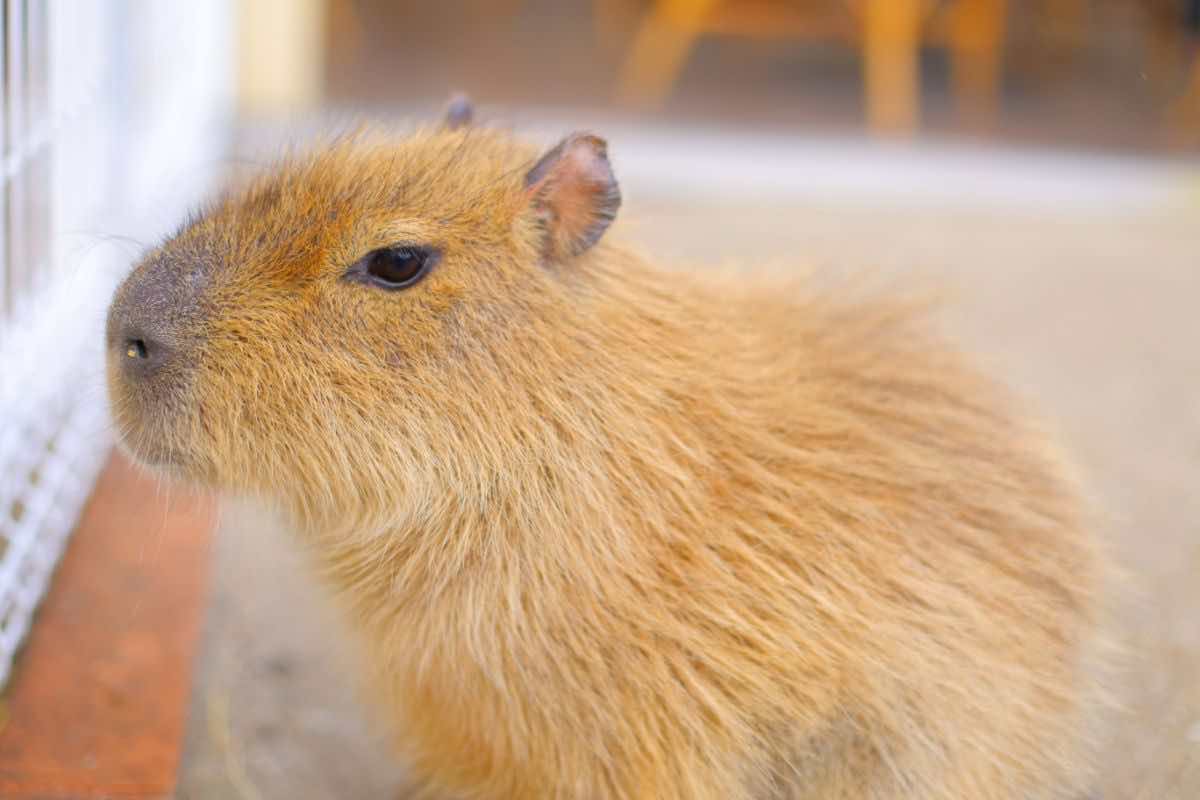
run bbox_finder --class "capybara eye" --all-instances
[352,246,436,290]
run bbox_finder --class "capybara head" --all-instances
[106,100,621,527]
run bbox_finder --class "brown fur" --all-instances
[107,119,1111,799]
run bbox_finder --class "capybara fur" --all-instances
[107,101,1111,799]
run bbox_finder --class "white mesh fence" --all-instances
[0,0,233,688]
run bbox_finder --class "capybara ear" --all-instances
[441,93,474,130]
[522,133,621,262]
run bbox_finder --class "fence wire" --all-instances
[0,0,233,688]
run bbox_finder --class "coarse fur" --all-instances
[106,116,1112,799]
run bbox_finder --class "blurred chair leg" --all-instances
[616,0,720,109]
[1143,0,1185,93]
[948,0,1007,130]
[1167,52,1200,147]
[864,0,923,136]
[1190,52,1200,114]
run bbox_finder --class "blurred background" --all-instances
[0,2,1198,799]
[265,0,1200,151]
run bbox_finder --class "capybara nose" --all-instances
[113,325,173,379]
[106,245,213,384]
[106,261,189,383]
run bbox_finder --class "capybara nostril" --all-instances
[124,337,148,361]
[110,316,172,379]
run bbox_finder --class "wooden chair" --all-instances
[1178,54,1200,142]
[613,0,1008,136]
[1148,0,1200,145]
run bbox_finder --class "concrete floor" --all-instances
[176,129,1200,798]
